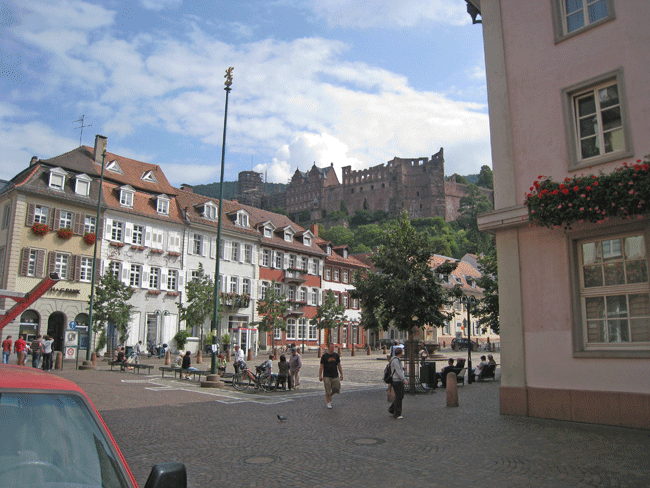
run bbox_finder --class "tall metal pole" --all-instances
[465,295,475,384]
[84,137,107,364]
[211,67,234,375]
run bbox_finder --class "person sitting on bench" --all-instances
[437,358,456,387]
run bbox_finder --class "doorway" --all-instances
[47,312,66,352]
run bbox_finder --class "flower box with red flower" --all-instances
[150,249,164,254]
[57,227,74,239]
[147,290,161,295]
[83,232,96,245]
[130,245,145,251]
[166,291,180,296]
[31,223,50,236]
[167,251,181,257]
[109,241,125,248]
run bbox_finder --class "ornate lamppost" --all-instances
[461,295,477,384]
[210,67,234,375]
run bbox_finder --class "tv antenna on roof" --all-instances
[73,115,92,146]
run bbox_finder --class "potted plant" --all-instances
[221,332,231,352]
[31,223,49,236]
[173,328,191,351]
[83,232,96,245]
[57,227,73,239]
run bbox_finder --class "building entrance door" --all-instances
[47,312,66,352]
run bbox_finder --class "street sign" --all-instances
[69,321,77,330]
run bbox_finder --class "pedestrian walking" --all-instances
[41,335,54,371]
[319,343,343,409]
[14,335,27,366]
[133,341,143,364]
[388,347,406,419]
[2,335,12,364]
[233,344,245,373]
[289,347,302,389]
[31,335,43,368]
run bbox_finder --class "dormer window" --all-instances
[303,236,311,246]
[264,227,272,238]
[74,174,92,197]
[235,211,249,227]
[142,170,158,183]
[342,248,348,258]
[119,185,134,207]
[156,194,170,215]
[201,202,217,220]
[326,245,332,255]
[284,232,293,242]
[106,160,123,174]
[48,167,68,191]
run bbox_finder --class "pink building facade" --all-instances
[473,0,650,429]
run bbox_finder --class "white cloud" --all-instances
[139,0,182,12]
[304,0,470,28]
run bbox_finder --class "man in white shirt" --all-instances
[233,344,245,373]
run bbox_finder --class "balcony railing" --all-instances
[283,268,307,285]
[284,301,306,317]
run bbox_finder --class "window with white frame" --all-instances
[193,234,204,255]
[129,264,142,287]
[149,267,160,289]
[274,282,282,296]
[119,188,134,207]
[311,289,318,306]
[261,281,269,299]
[274,251,283,269]
[352,297,359,309]
[262,249,271,267]
[34,205,49,224]
[244,244,252,263]
[297,318,307,340]
[273,327,282,340]
[563,70,630,170]
[54,253,70,280]
[286,319,296,340]
[333,268,340,281]
[242,278,251,296]
[59,210,73,230]
[289,254,296,269]
[299,287,307,303]
[48,169,66,190]
[308,322,318,340]
[2,204,10,229]
[231,242,239,262]
[287,286,296,301]
[79,257,93,282]
[552,0,614,41]
[202,203,217,220]
[84,216,96,234]
[342,269,349,283]
[75,175,91,196]
[111,221,124,242]
[301,257,308,271]
[343,294,349,309]
[284,232,292,242]
[108,261,121,278]
[191,270,201,282]
[303,236,311,246]
[264,227,272,238]
[156,195,169,215]
[578,232,650,350]
[236,212,248,227]
[229,276,239,294]
[311,259,318,275]
[167,270,178,291]
[132,225,143,245]
[27,249,39,276]
[325,267,331,280]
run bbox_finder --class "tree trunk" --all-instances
[407,329,417,394]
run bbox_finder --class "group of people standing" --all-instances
[1,334,54,371]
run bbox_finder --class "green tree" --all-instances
[350,212,457,391]
[177,263,215,351]
[324,226,354,246]
[254,280,289,349]
[456,184,494,255]
[476,252,499,334]
[91,270,135,355]
[350,209,373,227]
[340,199,349,215]
[310,290,347,346]
[352,224,384,250]
[477,165,494,189]
[450,173,469,185]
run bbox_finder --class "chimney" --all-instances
[180,184,194,193]
[310,224,319,237]
[94,135,107,165]
[30,156,39,166]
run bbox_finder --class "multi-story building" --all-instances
[472,0,650,428]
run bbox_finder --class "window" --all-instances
[132,225,144,245]
[289,254,296,269]
[156,197,169,215]
[34,205,49,224]
[308,322,318,340]
[261,281,269,299]
[311,289,318,306]
[236,212,249,227]
[297,318,307,340]
[286,319,296,340]
[274,282,282,296]
[334,268,340,282]
[303,236,311,246]
[262,249,271,267]
[0,247,4,282]
[577,232,650,351]
[75,175,91,196]
[48,168,66,190]
[325,267,331,281]
[311,260,318,275]
[193,234,204,255]
[119,188,134,207]
[242,278,251,296]
[79,257,93,282]
[299,287,307,303]
[229,276,239,294]
[301,257,308,272]
[264,227,272,237]
[273,327,283,340]
[552,0,614,42]
[563,70,631,170]
[84,216,96,234]
[342,269,349,283]
[287,286,296,301]
[111,221,124,242]
[167,270,178,291]
[108,261,121,278]
[202,203,217,220]
[352,297,359,309]
[274,251,283,269]
[284,232,292,242]
[59,210,73,230]
[2,204,11,229]
[149,267,160,289]
[54,253,70,280]
[244,244,252,263]
[231,242,239,262]
[129,264,142,287]
[343,294,349,309]
[191,270,201,282]
[27,249,39,276]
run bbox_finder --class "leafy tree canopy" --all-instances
[177,262,215,347]
[254,280,289,347]
[476,252,499,334]
[310,290,347,345]
[91,271,136,348]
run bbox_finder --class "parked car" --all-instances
[450,338,479,351]
[0,365,186,488]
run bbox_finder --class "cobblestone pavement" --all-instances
[54,350,650,488]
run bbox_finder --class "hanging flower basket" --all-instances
[31,223,49,236]
[57,227,73,239]
[83,232,96,245]
[524,157,650,230]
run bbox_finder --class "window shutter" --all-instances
[258,248,264,265]
[49,208,56,228]
[26,204,35,226]
[161,269,167,291]
[121,264,130,285]
[52,209,61,230]
[142,265,149,289]
[178,272,184,288]
[284,253,289,270]
[125,222,133,241]
[94,258,101,284]
[96,218,103,240]
[20,248,30,276]
[210,236,216,259]
[73,213,84,235]
[251,245,256,265]
[238,243,244,263]
[36,250,45,278]
[187,232,194,255]
[104,218,113,240]
[144,226,152,247]
[48,251,57,276]
[222,241,230,261]
[73,255,81,281]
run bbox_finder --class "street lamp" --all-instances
[461,295,477,384]
[210,67,234,375]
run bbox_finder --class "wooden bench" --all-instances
[109,361,153,374]
[159,367,231,381]
[475,363,497,381]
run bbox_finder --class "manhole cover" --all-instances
[244,456,275,465]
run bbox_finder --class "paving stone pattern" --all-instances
[55,351,650,488]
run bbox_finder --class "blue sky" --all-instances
[1,0,489,187]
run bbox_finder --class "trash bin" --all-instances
[125,346,133,357]
[419,361,437,388]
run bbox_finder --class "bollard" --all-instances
[165,349,171,365]
[367,345,371,355]
[351,344,356,356]
[226,349,231,362]
[446,372,459,407]
[382,346,387,355]
[247,349,253,361]
[317,347,322,358]
[91,351,97,367]
[55,351,63,370]
[196,350,202,364]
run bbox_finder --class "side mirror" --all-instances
[144,462,187,488]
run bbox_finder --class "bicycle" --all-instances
[231,362,277,392]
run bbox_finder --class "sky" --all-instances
[0,0,489,187]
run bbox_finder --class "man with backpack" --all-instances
[387,347,406,419]
[31,335,43,368]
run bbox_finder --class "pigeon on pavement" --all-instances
[277,415,287,422]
